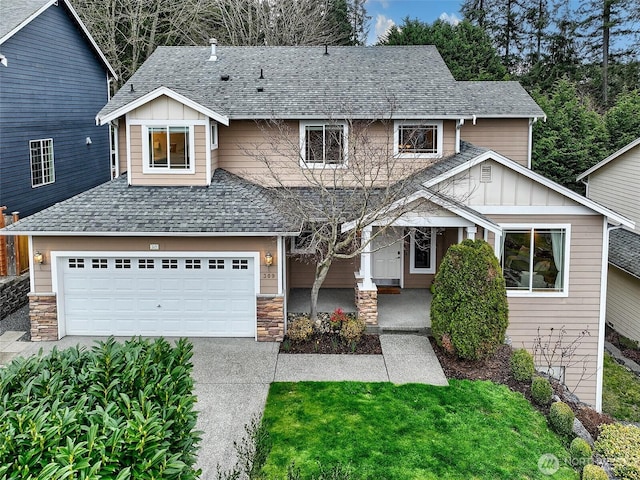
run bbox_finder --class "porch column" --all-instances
[360,226,374,289]
[466,226,477,240]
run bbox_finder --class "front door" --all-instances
[372,227,403,283]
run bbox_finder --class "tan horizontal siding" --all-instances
[403,227,458,288]
[219,120,456,187]
[490,214,604,406]
[289,256,358,288]
[606,265,640,343]
[461,118,530,167]
[32,236,279,294]
[587,147,640,226]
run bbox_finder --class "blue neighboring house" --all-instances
[0,0,116,218]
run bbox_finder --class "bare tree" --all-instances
[242,111,464,320]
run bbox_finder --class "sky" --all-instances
[365,0,465,45]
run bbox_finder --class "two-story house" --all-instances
[0,0,116,218]
[578,137,640,345]
[2,44,633,409]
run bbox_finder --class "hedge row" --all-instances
[0,337,201,479]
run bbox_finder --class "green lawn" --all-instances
[603,352,640,422]
[260,380,577,479]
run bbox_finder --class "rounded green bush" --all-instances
[510,348,535,382]
[569,437,592,471]
[288,316,314,342]
[581,464,608,480]
[531,375,553,406]
[430,239,509,360]
[549,401,575,437]
[340,317,366,344]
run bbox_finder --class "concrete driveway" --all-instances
[9,334,447,477]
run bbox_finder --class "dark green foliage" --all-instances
[532,79,608,193]
[582,464,609,480]
[569,437,592,471]
[0,337,201,479]
[380,18,507,81]
[531,375,553,406]
[604,89,640,152]
[510,348,535,382]
[430,239,509,360]
[549,401,575,437]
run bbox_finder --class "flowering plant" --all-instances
[329,308,348,330]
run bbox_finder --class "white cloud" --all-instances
[439,12,461,26]
[366,0,390,9]
[374,14,395,42]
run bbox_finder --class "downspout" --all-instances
[455,119,464,154]
[595,222,623,411]
[527,117,537,170]
[112,120,120,179]
[580,177,589,197]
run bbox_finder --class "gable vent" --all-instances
[480,164,492,183]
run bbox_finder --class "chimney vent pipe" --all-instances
[209,38,218,61]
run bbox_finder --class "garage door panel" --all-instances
[62,255,256,337]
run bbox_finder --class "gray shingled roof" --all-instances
[609,228,640,279]
[2,170,300,234]
[97,46,545,121]
[0,0,50,40]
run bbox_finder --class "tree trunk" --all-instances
[310,256,333,322]
[602,0,611,106]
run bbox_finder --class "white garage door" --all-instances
[60,255,256,337]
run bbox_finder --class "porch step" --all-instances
[367,325,431,336]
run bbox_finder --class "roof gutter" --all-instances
[0,230,300,237]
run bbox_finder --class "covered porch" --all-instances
[287,287,432,332]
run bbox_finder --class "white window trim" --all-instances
[299,120,348,168]
[393,120,443,158]
[30,138,55,187]
[409,227,437,274]
[210,122,218,150]
[500,223,571,298]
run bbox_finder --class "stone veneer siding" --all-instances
[257,295,285,341]
[29,293,58,341]
[0,273,30,319]
[355,283,378,325]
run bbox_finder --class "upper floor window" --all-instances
[30,138,55,187]
[144,125,194,173]
[394,121,443,157]
[501,226,569,296]
[300,121,347,167]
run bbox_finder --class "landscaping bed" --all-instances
[280,333,381,354]
[0,337,201,479]
[606,326,640,365]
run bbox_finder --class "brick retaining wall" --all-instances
[0,273,30,320]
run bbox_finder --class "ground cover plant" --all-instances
[0,337,201,479]
[258,380,577,479]
[602,352,640,422]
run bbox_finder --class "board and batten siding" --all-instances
[0,2,111,217]
[218,120,457,187]
[31,236,279,295]
[606,265,640,343]
[489,214,604,406]
[461,118,530,167]
[587,146,640,226]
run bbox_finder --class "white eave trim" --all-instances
[577,136,640,181]
[97,86,230,126]
[0,230,299,237]
[0,0,117,79]
[424,150,635,229]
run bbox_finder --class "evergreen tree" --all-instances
[604,90,640,152]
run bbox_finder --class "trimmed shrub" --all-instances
[340,317,366,344]
[569,437,592,471]
[549,401,575,437]
[595,423,640,480]
[531,375,553,406]
[288,316,314,342]
[510,348,535,382]
[581,464,609,480]
[0,337,200,479]
[431,239,509,360]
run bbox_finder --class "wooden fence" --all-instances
[0,209,29,276]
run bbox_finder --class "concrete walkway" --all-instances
[1,333,447,477]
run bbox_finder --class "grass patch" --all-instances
[603,352,640,422]
[260,380,576,479]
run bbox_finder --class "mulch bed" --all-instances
[428,337,615,439]
[606,326,640,364]
[280,333,382,354]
